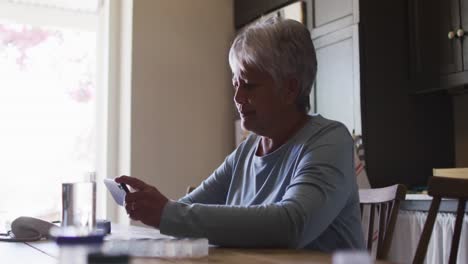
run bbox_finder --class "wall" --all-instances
[130,0,235,200]
[454,94,468,167]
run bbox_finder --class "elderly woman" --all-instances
[116,17,364,251]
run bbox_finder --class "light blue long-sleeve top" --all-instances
[159,115,365,251]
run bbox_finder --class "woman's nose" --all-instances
[234,87,247,105]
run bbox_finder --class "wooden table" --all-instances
[0,224,393,264]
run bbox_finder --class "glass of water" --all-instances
[61,180,96,235]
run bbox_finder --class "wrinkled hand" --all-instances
[115,175,169,228]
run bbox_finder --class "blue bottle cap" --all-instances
[88,253,130,264]
[55,233,105,245]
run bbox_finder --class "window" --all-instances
[0,0,106,227]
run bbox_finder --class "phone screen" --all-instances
[104,179,128,206]
[119,183,130,193]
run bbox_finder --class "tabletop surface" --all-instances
[0,224,394,264]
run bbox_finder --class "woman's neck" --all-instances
[256,113,308,156]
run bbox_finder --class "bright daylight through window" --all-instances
[0,0,102,227]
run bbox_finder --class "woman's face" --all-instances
[233,66,293,135]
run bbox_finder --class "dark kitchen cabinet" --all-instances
[359,0,454,188]
[235,0,299,28]
[409,0,468,93]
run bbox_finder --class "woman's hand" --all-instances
[115,175,169,228]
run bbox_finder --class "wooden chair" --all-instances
[413,175,468,264]
[186,186,195,194]
[359,184,407,260]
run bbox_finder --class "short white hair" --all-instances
[229,16,317,113]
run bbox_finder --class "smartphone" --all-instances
[119,182,130,193]
[104,179,129,206]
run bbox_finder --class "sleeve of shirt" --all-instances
[160,124,354,248]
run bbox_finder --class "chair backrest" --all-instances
[186,186,195,194]
[413,175,468,264]
[353,133,371,188]
[359,184,407,260]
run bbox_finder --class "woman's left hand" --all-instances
[115,175,169,228]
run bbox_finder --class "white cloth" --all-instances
[352,134,370,188]
[354,148,370,188]
[389,210,468,264]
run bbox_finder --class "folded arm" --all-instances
[161,128,354,248]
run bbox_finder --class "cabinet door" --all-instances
[441,0,462,74]
[312,25,361,134]
[461,0,468,69]
[409,0,462,92]
[312,0,358,39]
